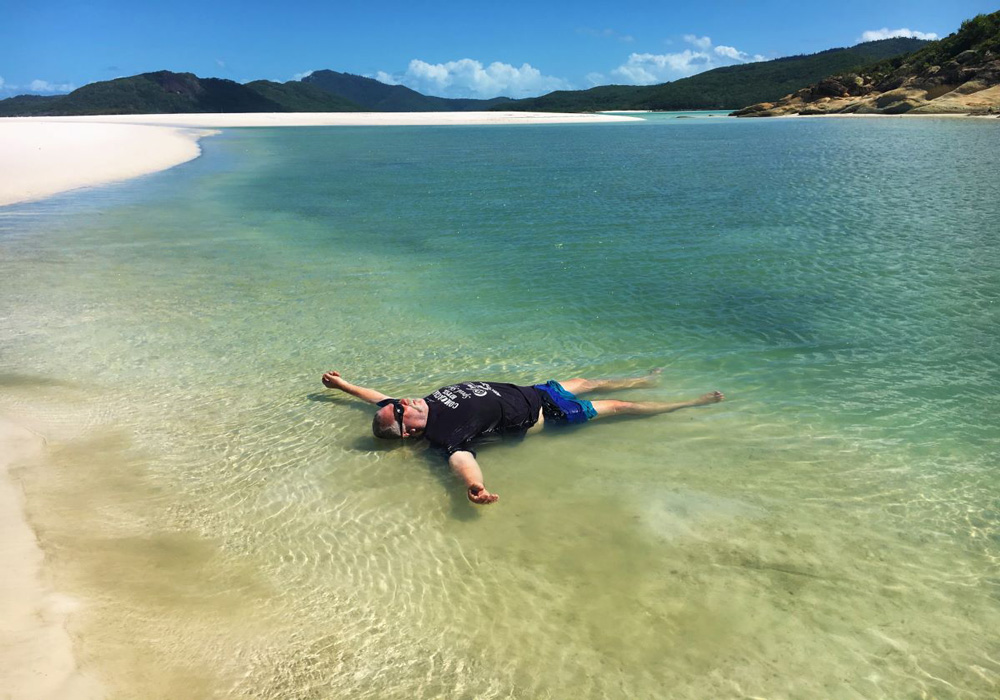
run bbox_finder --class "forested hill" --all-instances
[0,71,365,116]
[499,37,927,112]
[301,70,513,111]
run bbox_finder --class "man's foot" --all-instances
[607,369,663,390]
[694,391,724,405]
[637,367,663,386]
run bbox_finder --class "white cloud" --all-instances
[29,79,74,93]
[409,60,451,85]
[1,77,24,93]
[216,58,226,69]
[379,58,570,98]
[612,35,763,85]
[586,72,606,86]
[612,51,711,84]
[684,34,712,50]
[714,45,764,63]
[292,70,314,81]
[860,27,938,42]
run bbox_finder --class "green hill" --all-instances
[0,71,364,116]
[500,37,927,112]
[244,80,364,112]
[302,70,512,111]
[0,94,62,115]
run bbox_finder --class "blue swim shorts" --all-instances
[532,380,598,425]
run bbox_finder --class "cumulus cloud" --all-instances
[860,27,938,41]
[612,35,762,85]
[714,45,765,62]
[377,58,570,98]
[29,79,74,93]
[292,70,314,81]
[613,51,710,84]
[683,34,712,50]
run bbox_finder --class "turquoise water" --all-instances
[2,115,999,699]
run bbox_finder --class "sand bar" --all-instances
[0,112,640,207]
[0,121,211,207]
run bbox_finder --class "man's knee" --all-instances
[560,378,591,394]
[591,399,630,418]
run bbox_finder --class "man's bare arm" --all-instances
[321,370,391,405]
[448,450,499,505]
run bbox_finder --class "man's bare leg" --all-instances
[560,369,663,395]
[590,391,724,419]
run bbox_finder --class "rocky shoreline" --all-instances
[735,50,1000,117]
[735,12,1000,118]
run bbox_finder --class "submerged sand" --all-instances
[0,109,639,697]
[0,419,102,699]
[0,112,640,207]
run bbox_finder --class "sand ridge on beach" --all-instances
[0,112,641,208]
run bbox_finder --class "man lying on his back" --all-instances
[321,369,723,505]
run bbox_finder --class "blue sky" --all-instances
[2,1,997,99]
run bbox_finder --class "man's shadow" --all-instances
[305,392,348,405]
[308,391,481,520]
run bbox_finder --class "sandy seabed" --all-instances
[0,109,638,699]
[0,419,103,699]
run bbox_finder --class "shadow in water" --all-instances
[0,372,76,388]
[312,389,498,520]
[305,391,369,407]
[340,433,481,521]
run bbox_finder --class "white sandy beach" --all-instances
[0,112,639,208]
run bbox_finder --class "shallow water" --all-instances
[2,115,999,699]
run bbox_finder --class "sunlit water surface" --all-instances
[1,114,998,699]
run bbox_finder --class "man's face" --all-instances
[376,398,426,437]
[376,399,406,436]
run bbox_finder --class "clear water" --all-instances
[2,116,999,699]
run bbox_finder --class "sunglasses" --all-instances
[376,398,405,435]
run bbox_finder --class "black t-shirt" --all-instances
[422,382,542,457]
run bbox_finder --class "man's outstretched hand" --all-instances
[468,484,499,505]
[322,370,345,389]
